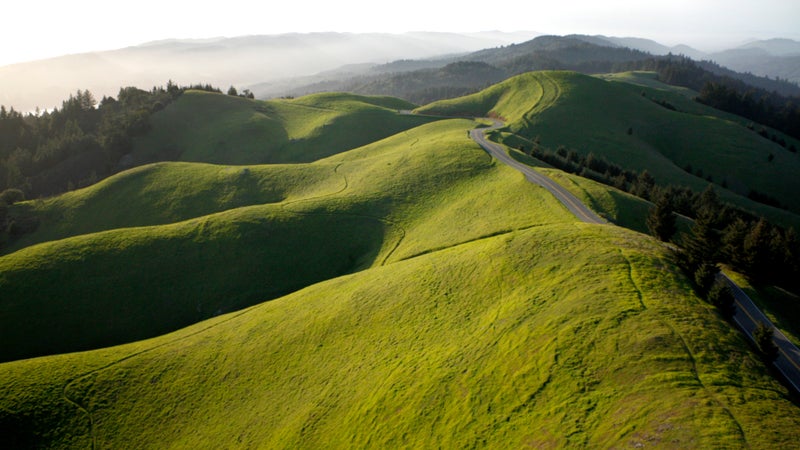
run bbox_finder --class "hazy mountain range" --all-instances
[581,36,800,83]
[0,31,537,112]
[250,34,800,104]
[1,32,798,112]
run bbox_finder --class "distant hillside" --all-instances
[0,88,438,205]
[290,61,509,106]
[130,90,436,165]
[709,39,800,84]
[267,34,800,102]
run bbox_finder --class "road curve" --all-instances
[469,121,606,225]
[722,274,800,394]
[469,119,800,394]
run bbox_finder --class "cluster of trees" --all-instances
[526,142,662,200]
[0,81,225,199]
[227,86,255,99]
[661,186,790,361]
[524,138,800,299]
[0,188,35,247]
[618,56,800,141]
[698,83,800,141]
[646,184,800,293]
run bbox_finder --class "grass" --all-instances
[1,86,799,447]
[0,118,577,362]
[131,90,437,164]
[2,221,798,448]
[3,162,343,253]
[421,71,800,228]
[414,71,561,123]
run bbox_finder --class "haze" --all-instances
[5,0,799,66]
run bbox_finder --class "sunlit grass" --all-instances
[132,89,437,164]
[422,70,800,227]
[2,221,797,448]
[1,87,799,448]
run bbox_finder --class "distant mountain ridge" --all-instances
[0,31,539,112]
[2,32,799,112]
[709,39,800,84]
[255,34,800,103]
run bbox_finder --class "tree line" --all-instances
[616,56,800,141]
[521,139,800,294]
[0,81,228,199]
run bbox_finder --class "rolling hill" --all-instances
[1,82,800,447]
[418,71,800,227]
[129,90,437,165]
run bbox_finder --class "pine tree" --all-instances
[680,208,720,272]
[707,278,736,319]
[646,191,676,242]
[754,322,779,362]
[743,218,773,282]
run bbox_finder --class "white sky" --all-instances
[3,0,799,66]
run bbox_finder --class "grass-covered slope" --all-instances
[131,90,436,164]
[419,70,800,225]
[2,221,799,448]
[2,88,799,447]
[3,162,342,253]
[0,119,577,362]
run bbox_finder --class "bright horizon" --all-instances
[3,0,799,66]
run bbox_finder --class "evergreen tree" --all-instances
[754,322,779,362]
[693,262,718,297]
[631,170,655,200]
[743,218,774,283]
[722,218,750,269]
[646,190,676,242]
[680,208,720,272]
[707,278,736,319]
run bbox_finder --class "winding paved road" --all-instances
[469,121,605,225]
[722,274,800,393]
[470,119,800,395]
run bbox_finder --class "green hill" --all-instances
[130,90,436,165]
[418,71,800,226]
[0,118,576,362]
[1,88,799,447]
[2,211,798,448]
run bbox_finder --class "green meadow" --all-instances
[130,90,436,164]
[420,71,800,227]
[1,83,799,447]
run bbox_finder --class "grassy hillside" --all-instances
[3,162,342,254]
[131,90,437,164]
[2,86,800,447]
[2,220,799,448]
[419,71,800,226]
[0,119,579,362]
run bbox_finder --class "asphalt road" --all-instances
[469,120,800,395]
[722,274,800,393]
[469,122,605,225]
